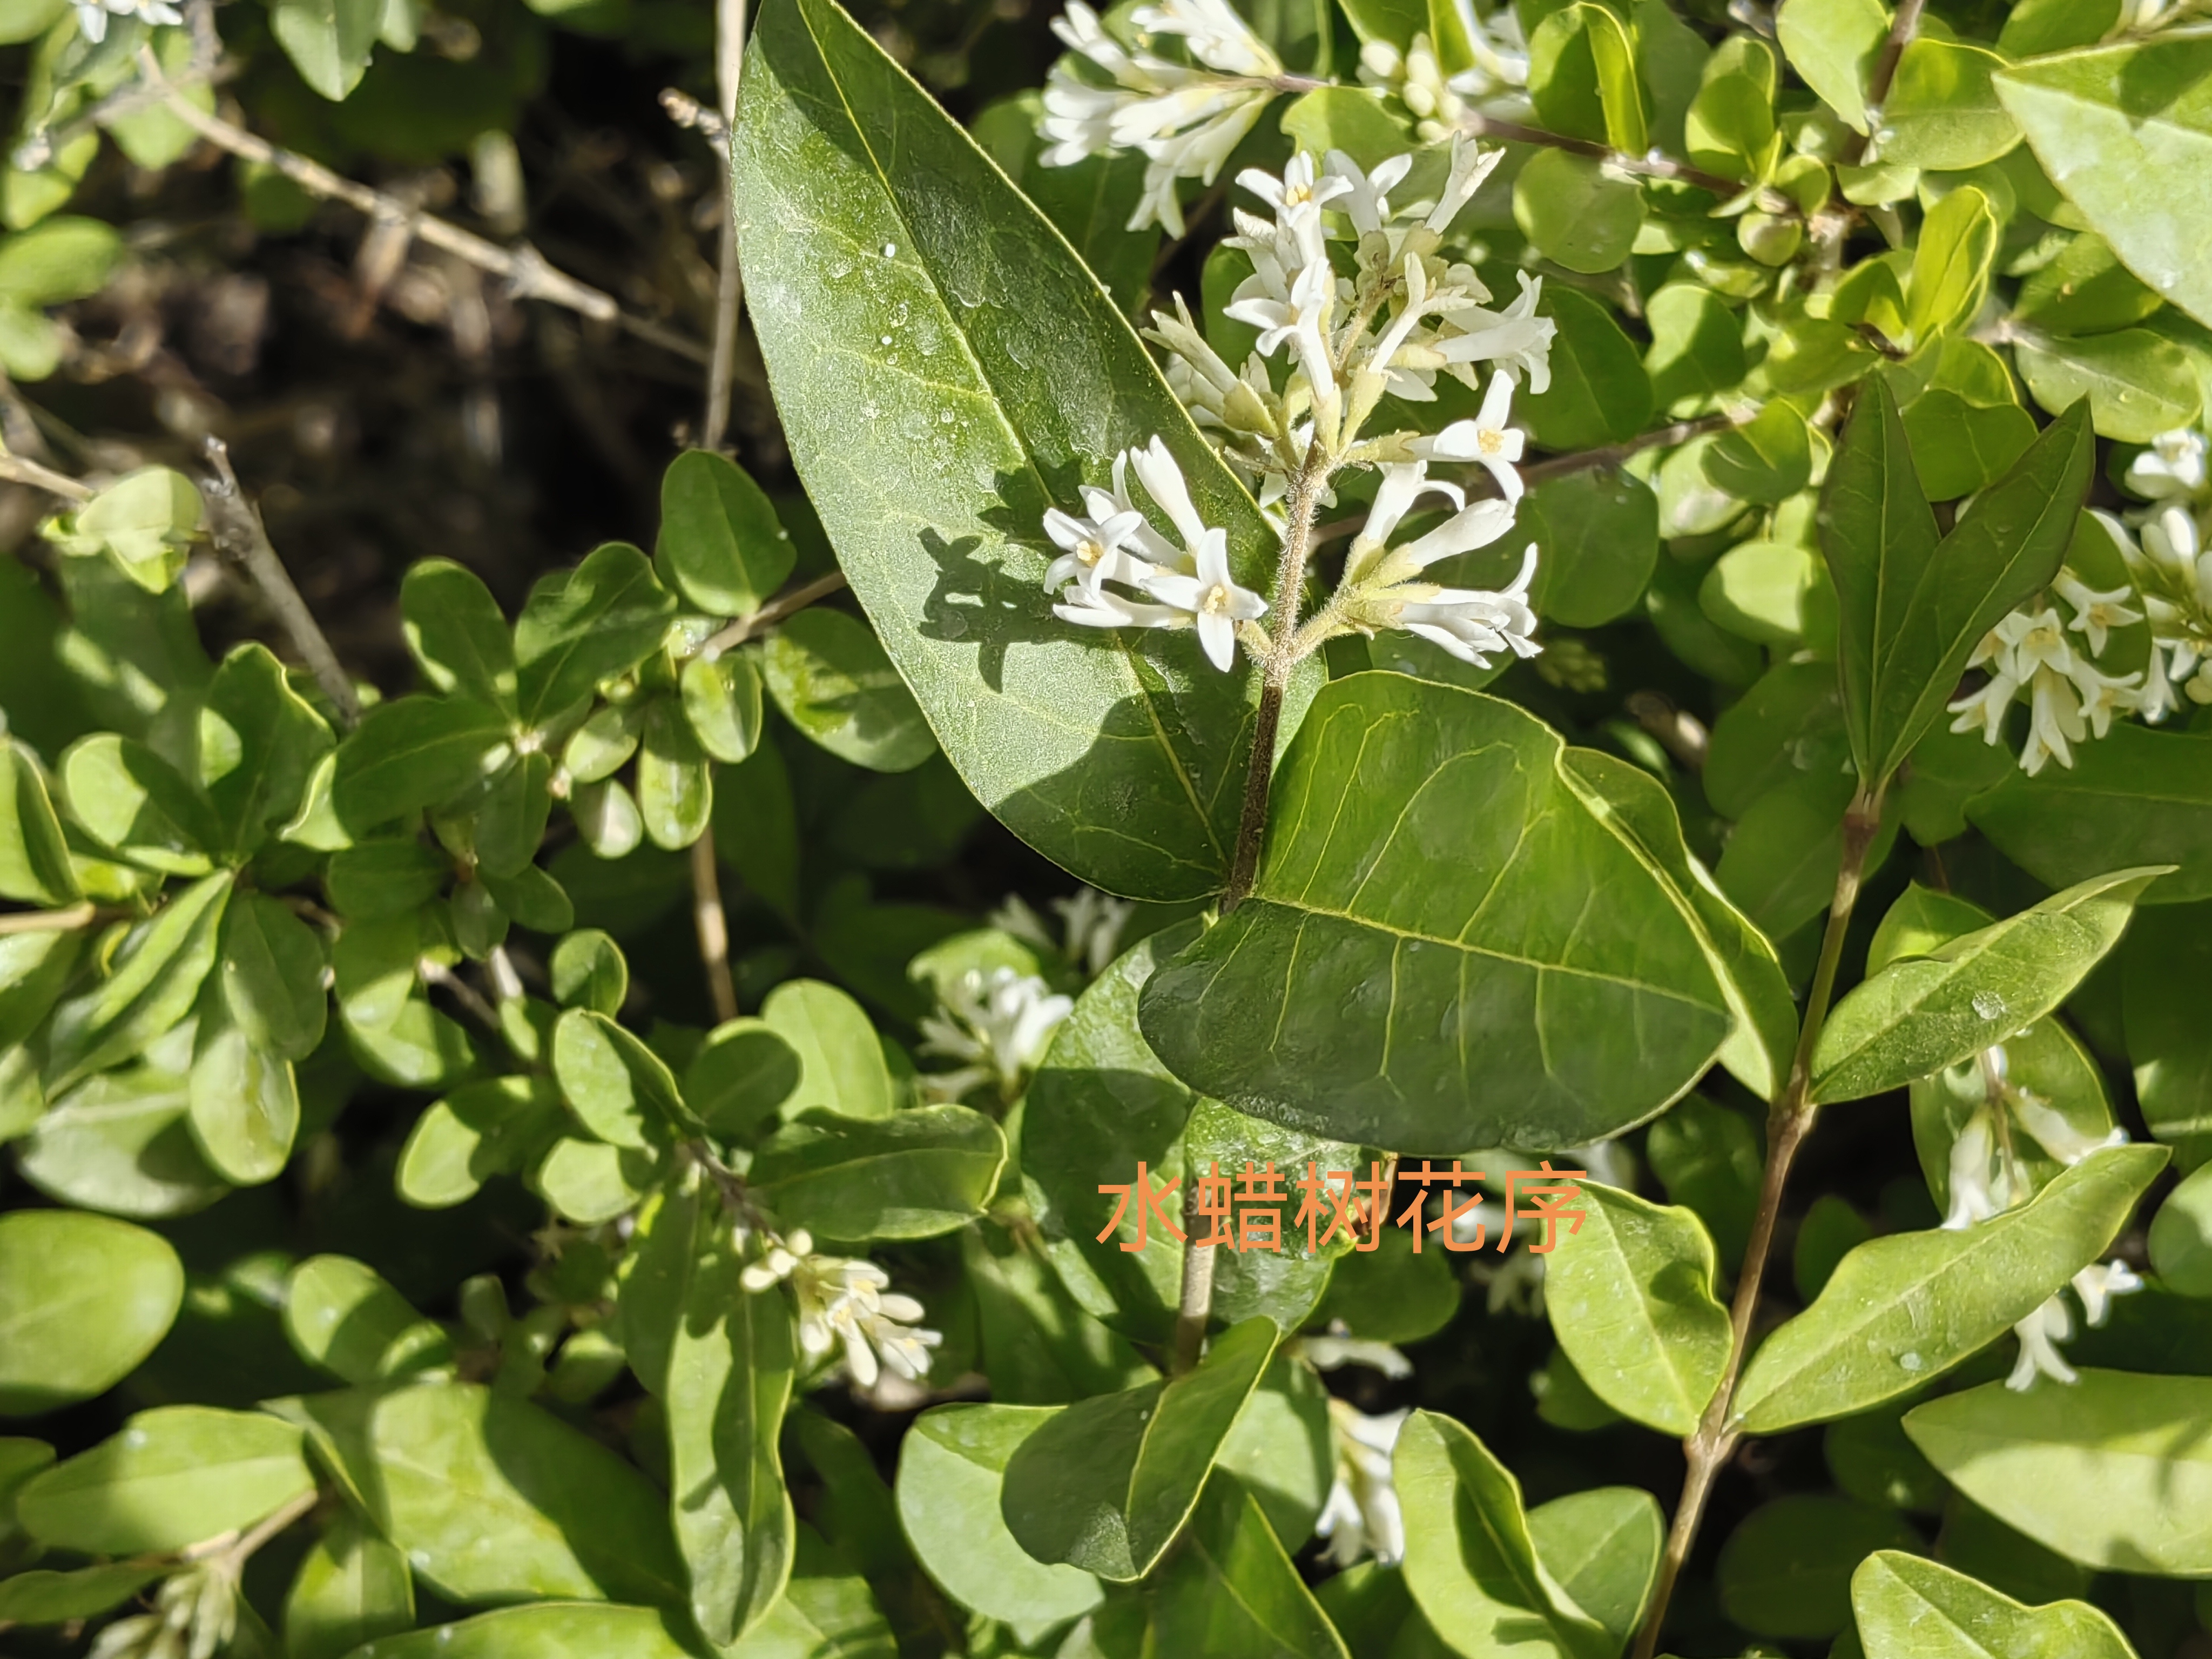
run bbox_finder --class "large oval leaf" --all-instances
[732,0,1300,900]
[16,1406,313,1554]
[1138,674,1733,1151]
[0,1210,182,1415]
[1851,1550,2135,1659]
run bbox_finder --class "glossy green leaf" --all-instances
[401,557,516,713]
[1543,1183,1730,1437]
[1521,285,1654,450]
[0,741,78,906]
[15,1064,230,1219]
[1394,1409,1611,1659]
[748,1103,1005,1242]
[0,1209,182,1415]
[1822,383,2093,787]
[1811,867,2166,1104]
[397,1075,566,1208]
[1212,1354,1333,1550]
[760,979,892,1122]
[636,696,712,850]
[2152,1153,2212,1292]
[286,1520,415,1659]
[733,0,1291,900]
[680,651,764,765]
[1996,37,2212,336]
[200,643,335,859]
[0,1562,167,1624]
[760,609,935,775]
[282,1255,451,1384]
[1527,1487,1664,1650]
[1000,1316,1277,1581]
[1904,187,1996,347]
[1151,1472,1351,1658]
[1850,1549,2135,1659]
[1705,403,1813,505]
[515,543,677,727]
[62,732,217,875]
[2016,233,2162,335]
[894,1404,1104,1629]
[1734,1144,2166,1431]
[657,450,795,618]
[1684,35,1778,181]
[684,1017,800,1142]
[44,869,232,1093]
[1904,1369,2212,1573]
[536,1136,657,1224]
[16,1405,313,1553]
[1972,726,2212,904]
[1139,675,1731,1152]
[340,1603,699,1659]
[1881,41,2019,171]
[1644,284,1748,414]
[552,1007,689,1149]
[1776,0,1887,134]
[1717,1495,1920,1641]
[271,0,381,100]
[332,696,511,832]
[219,892,327,1061]
[1699,539,1835,647]
[275,1382,685,1607]
[2014,329,2201,443]
[474,752,554,879]
[1514,150,1644,276]
[187,1002,300,1185]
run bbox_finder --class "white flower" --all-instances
[1131,0,1277,76]
[739,1228,813,1292]
[1142,523,1268,670]
[1321,149,1413,237]
[1408,370,1527,502]
[1427,271,1557,395]
[1998,605,2077,678]
[1042,503,1155,598]
[2007,1294,2078,1391]
[1396,544,1542,667]
[1237,149,1350,218]
[2072,1258,2142,1327]
[1423,131,1504,234]
[1316,1400,1407,1568]
[2141,504,2208,597]
[2125,428,2208,502]
[2067,659,2144,739]
[1296,1328,1413,1378]
[1941,1105,2002,1231]
[1054,581,1189,633]
[1051,887,1133,976]
[2018,666,2087,777]
[792,1253,942,1389]
[2012,1090,2128,1167]
[2054,570,2143,657]
[919,966,1073,1096]
[71,0,181,43]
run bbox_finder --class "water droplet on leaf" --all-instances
[1972,990,2007,1021]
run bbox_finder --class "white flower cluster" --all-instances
[743,1230,942,1390]
[90,1566,233,1659]
[1040,0,1285,233]
[1315,1398,1408,1568]
[1947,581,2146,775]
[989,887,1135,978]
[71,0,181,43]
[2117,504,2212,719]
[1935,1045,2141,1391]
[1355,12,1533,145]
[918,965,1074,1100]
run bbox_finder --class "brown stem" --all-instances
[700,0,749,453]
[199,439,362,730]
[699,570,849,656]
[1457,112,1793,213]
[1224,447,1325,909]
[0,451,92,502]
[690,831,739,1025]
[1842,0,1928,167]
[1170,1176,1218,1375]
[1632,779,1887,1659]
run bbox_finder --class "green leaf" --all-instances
[332,695,511,832]
[667,1212,795,1644]
[732,0,1291,901]
[16,1064,230,1219]
[1529,4,1645,150]
[2152,1147,2212,1291]
[1527,1487,1664,1650]
[2016,233,2162,335]
[1394,1409,1611,1659]
[1822,381,2094,787]
[1776,0,1887,135]
[332,1603,700,1659]
[282,1255,451,1384]
[61,732,218,875]
[1024,921,1351,1345]
[1996,37,2212,336]
[1880,40,2019,171]
[1716,1495,1921,1641]
[1972,727,2212,903]
[657,450,795,619]
[0,741,78,905]
[200,643,335,859]
[43,467,203,591]
[680,652,764,765]
[1904,1369,2212,1574]
[326,838,448,920]
[537,1137,657,1224]
[401,558,517,713]
[1279,86,1417,171]
[1684,35,1778,181]
[748,1103,1006,1242]
[1000,1316,1277,1581]
[1705,403,1813,505]
[1811,867,2167,1104]
[187,1002,301,1185]
[973,92,1166,320]
[1904,187,1997,347]
[0,1563,167,1625]
[1213,1354,1333,1550]
[16,1405,313,1553]
[551,929,628,1014]
[1138,675,1732,1152]
[1520,469,1660,630]
[1514,149,1645,276]
[0,1209,181,1415]
[1151,1472,1352,1658]
[1850,1549,2136,1659]
[893,1404,1104,1630]
[219,893,327,1061]
[760,609,935,774]
[1734,1144,2166,1431]
[1543,1182,1730,1437]
[636,696,712,850]
[274,1382,686,1606]
[45,869,232,1093]
[0,215,120,305]
[552,1007,690,1149]
[282,1510,416,1659]
[514,543,677,727]
[397,1076,566,1208]
[271,0,382,100]
[1900,368,2036,502]
[2014,329,2201,443]
[683,1018,800,1143]
[1523,285,1655,450]
[760,979,893,1122]
[1644,284,1748,414]
[1699,539,1836,648]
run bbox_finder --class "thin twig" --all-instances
[690,832,739,1025]
[700,570,849,656]
[198,438,361,729]
[1633,780,1888,1659]
[697,0,750,453]
[1844,0,1928,167]
[138,50,708,365]
[0,901,106,935]
[1170,1178,1218,1375]
[0,451,93,502]
[1456,112,1796,214]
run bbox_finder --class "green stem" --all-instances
[1631,778,1887,1659]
